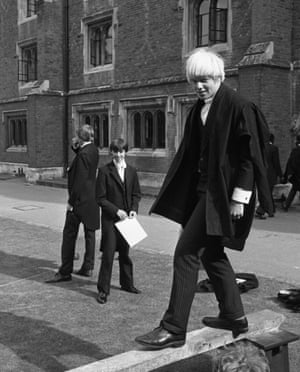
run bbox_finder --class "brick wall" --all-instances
[115,0,183,84]
[0,0,299,181]
[0,1,18,100]
[27,94,65,168]
[37,0,64,91]
[239,65,292,166]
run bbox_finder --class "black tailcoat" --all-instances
[265,143,282,187]
[150,84,273,250]
[67,143,100,231]
[284,145,300,190]
[96,161,141,222]
[96,161,141,255]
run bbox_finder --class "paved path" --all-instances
[0,177,299,285]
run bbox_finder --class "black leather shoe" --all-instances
[255,212,267,219]
[121,286,141,294]
[96,291,107,304]
[45,272,72,283]
[74,269,93,277]
[135,326,185,350]
[202,316,248,338]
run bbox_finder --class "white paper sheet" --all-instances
[115,217,148,247]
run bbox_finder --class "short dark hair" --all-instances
[109,138,128,153]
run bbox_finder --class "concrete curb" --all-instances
[67,310,285,372]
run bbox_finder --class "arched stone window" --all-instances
[133,112,141,148]
[5,114,27,149]
[129,108,166,150]
[83,112,109,149]
[196,0,228,47]
[90,20,113,67]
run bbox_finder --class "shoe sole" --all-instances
[121,288,141,294]
[135,339,185,350]
[45,277,72,283]
[202,320,248,337]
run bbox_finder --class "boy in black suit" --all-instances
[96,139,141,304]
[47,125,100,283]
[135,48,272,349]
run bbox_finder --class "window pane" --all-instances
[9,120,16,146]
[215,9,227,42]
[197,0,210,46]
[144,112,153,148]
[21,119,27,146]
[156,110,166,148]
[102,113,109,148]
[104,24,112,64]
[15,120,21,146]
[210,0,227,43]
[92,115,100,147]
[7,116,27,147]
[80,112,109,148]
[133,113,141,148]
[27,0,37,17]
[19,45,37,82]
[89,19,112,68]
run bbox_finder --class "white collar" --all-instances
[113,159,127,169]
[203,97,214,105]
[80,141,92,148]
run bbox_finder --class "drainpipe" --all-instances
[62,0,69,176]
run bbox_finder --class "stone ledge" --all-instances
[237,42,274,66]
[66,309,285,372]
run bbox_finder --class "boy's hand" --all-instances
[117,209,128,220]
[230,200,244,220]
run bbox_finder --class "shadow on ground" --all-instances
[0,216,299,372]
[0,312,109,372]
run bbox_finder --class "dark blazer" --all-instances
[265,143,282,187]
[284,145,300,190]
[96,161,141,222]
[150,84,273,251]
[67,143,100,230]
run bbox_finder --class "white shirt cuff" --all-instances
[232,187,252,204]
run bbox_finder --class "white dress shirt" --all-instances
[113,159,127,182]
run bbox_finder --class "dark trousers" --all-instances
[256,182,275,215]
[285,185,298,209]
[161,193,244,336]
[59,211,96,275]
[97,224,133,294]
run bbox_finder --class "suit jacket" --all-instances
[284,145,300,190]
[265,143,282,187]
[96,161,141,223]
[150,83,273,251]
[67,143,100,230]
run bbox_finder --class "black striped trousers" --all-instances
[161,192,245,335]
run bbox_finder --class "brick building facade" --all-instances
[0,0,299,188]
